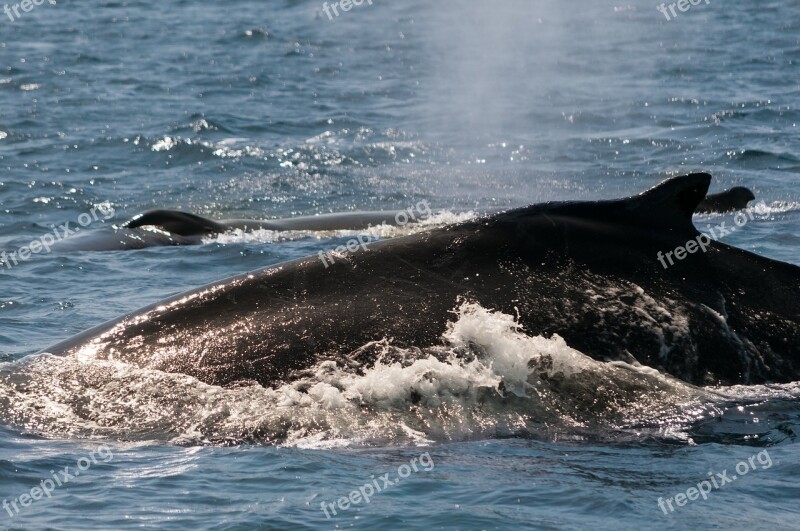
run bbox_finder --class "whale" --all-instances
[40,173,800,387]
[696,186,756,213]
[50,208,434,252]
[121,209,434,235]
[49,187,754,253]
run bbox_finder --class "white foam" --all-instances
[0,303,743,447]
[693,200,800,221]
[748,200,800,216]
[201,210,477,246]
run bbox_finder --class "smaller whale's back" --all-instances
[696,186,755,213]
[59,209,433,252]
[123,210,228,236]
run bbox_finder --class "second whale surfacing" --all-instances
[696,186,756,213]
[41,173,799,387]
[52,209,433,251]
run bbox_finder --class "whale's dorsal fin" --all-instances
[628,172,711,229]
[122,210,227,236]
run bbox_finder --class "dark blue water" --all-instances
[1,0,799,529]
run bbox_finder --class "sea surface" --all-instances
[1,0,799,529]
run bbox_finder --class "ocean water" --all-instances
[1,0,799,529]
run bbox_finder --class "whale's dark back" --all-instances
[42,174,800,387]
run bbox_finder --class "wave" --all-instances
[693,200,800,220]
[201,210,478,245]
[5,303,794,448]
[144,128,434,168]
[746,200,800,215]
